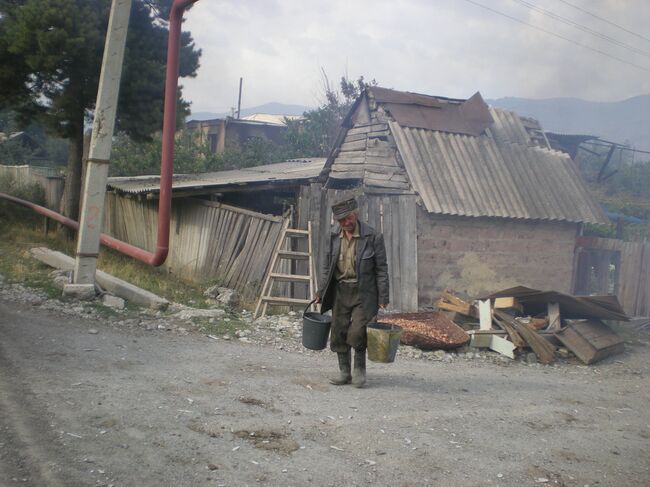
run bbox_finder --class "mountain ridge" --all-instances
[188,95,650,153]
[487,94,650,152]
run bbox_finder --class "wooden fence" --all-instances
[575,236,649,317]
[103,193,285,301]
[0,164,64,210]
[297,183,418,312]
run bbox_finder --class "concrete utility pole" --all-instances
[71,0,132,292]
[236,77,243,119]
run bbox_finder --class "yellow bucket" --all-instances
[367,322,402,363]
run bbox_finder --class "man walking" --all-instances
[314,197,389,388]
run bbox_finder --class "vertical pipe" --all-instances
[216,119,226,154]
[101,0,199,266]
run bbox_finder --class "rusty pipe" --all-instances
[0,192,81,231]
[0,191,140,252]
[148,0,200,266]
[0,0,199,266]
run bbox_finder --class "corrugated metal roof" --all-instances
[486,108,531,145]
[389,116,607,224]
[326,86,606,224]
[107,158,326,195]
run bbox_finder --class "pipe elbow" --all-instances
[150,247,169,267]
[171,0,198,21]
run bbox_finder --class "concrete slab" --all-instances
[102,294,126,310]
[31,247,169,310]
[62,283,96,300]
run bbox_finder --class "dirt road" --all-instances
[1,296,649,487]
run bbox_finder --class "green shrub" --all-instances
[0,173,45,222]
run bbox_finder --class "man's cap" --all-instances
[331,197,358,220]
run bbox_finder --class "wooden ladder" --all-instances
[254,219,317,318]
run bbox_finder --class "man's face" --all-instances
[337,211,358,232]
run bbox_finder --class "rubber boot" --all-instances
[329,350,351,385]
[352,348,366,388]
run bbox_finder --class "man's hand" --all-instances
[313,295,321,304]
[379,303,387,309]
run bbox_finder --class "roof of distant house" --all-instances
[241,114,303,126]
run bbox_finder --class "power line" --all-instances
[512,0,650,58]
[462,0,650,72]
[557,0,650,44]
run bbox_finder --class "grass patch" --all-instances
[192,315,250,338]
[0,174,46,223]
[96,246,214,308]
[0,218,228,308]
[0,222,71,298]
[92,300,135,319]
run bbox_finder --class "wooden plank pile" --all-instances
[436,289,478,318]
[436,288,626,365]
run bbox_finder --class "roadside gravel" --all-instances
[0,277,575,365]
[1,274,649,487]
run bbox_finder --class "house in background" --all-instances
[103,87,647,315]
[186,114,300,154]
[0,131,51,165]
[297,86,609,311]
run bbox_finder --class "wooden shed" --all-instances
[298,87,608,312]
[105,159,325,302]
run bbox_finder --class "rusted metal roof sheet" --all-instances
[107,158,326,195]
[368,88,494,137]
[369,86,446,108]
[389,115,607,224]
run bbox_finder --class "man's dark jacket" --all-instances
[317,220,389,318]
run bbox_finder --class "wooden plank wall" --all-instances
[103,193,284,302]
[573,249,619,296]
[328,123,411,190]
[293,183,324,300]
[298,185,418,312]
[0,164,64,210]
[575,236,650,317]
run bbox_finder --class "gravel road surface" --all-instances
[1,282,649,487]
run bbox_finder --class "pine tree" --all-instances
[0,0,201,229]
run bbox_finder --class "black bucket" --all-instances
[302,300,332,350]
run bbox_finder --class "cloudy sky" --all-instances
[180,0,650,114]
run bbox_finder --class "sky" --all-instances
[180,0,650,114]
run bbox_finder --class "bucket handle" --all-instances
[304,298,318,315]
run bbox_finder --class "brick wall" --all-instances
[416,207,579,307]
